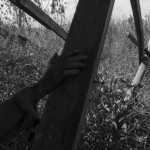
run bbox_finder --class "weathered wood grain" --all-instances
[32,0,115,150]
[130,0,144,63]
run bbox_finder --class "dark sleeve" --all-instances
[0,85,41,144]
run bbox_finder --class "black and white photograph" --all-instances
[0,0,150,149]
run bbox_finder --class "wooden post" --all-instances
[9,0,67,40]
[130,0,144,63]
[32,0,115,150]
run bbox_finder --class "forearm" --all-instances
[31,69,59,104]
[0,85,44,143]
[0,98,24,143]
[31,82,49,105]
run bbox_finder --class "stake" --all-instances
[32,0,115,150]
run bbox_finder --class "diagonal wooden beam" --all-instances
[9,0,67,40]
[31,0,115,150]
[130,0,144,63]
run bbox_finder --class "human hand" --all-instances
[13,87,40,120]
[47,50,87,86]
[12,50,87,124]
[32,50,87,100]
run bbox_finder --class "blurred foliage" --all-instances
[78,15,150,150]
[0,0,67,28]
[78,73,150,150]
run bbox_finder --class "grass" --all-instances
[0,14,150,149]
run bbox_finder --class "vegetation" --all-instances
[1,1,150,149]
[78,16,150,150]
